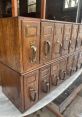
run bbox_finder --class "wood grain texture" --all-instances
[1,62,39,112]
[0,17,40,73]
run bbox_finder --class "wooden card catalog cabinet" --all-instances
[0,17,82,112]
[52,22,64,59]
[40,21,54,63]
[62,23,72,55]
[69,24,78,53]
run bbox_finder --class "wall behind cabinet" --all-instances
[46,0,77,22]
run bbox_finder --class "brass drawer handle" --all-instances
[29,88,37,102]
[30,45,37,63]
[43,41,51,56]
[42,80,50,93]
[51,75,58,86]
[59,70,66,80]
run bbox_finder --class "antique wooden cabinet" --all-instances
[0,17,82,112]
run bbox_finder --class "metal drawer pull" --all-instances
[51,75,58,86]
[42,80,50,93]
[29,88,37,101]
[30,45,37,63]
[43,41,51,56]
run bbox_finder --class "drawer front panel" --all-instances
[69,24,78,53]
[24,70,39,110]
[51,62,60,87]
[40,22,54,63]
[59,58,67,80]
[76,25,82,50]
[22,20,40,71]
[67,55,74,76]
[77,52,82,69]
[62,24,72,55]
[39,65,51,99]
[52,23,64,59]
[72,53,79,74]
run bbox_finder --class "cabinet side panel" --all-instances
[0,18,22,72]
[1,63,24,112]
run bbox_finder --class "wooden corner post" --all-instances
[41,0,46,19]
[12,0,18,16]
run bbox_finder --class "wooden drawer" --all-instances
[51,62,60,87]
[39,65,51,99]
[69,24,78,53]
[67,55,74,76]
[72,53,79,74]
[76,25,82,50]
[24,70,39,110]
[52,23,64,59]
[22,20,40,72]
[77,52,82,69]
[40,21,54,63]
[62,24,72,55]
[59,58,67,80]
